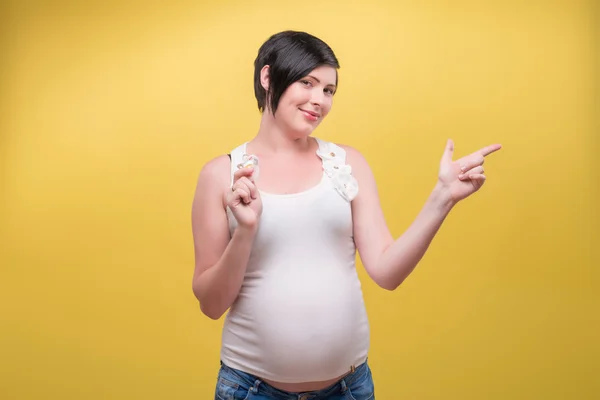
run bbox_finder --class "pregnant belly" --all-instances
[222,268,370,382]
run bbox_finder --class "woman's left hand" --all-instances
[437,139,502,204]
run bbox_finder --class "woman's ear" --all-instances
[260,65,270,91]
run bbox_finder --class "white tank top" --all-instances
[220,137,370,383]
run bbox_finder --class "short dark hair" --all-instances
[253,31,340,114]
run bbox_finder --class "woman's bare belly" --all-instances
[262,371,349,392]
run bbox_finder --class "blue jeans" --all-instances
[215,360,375,400]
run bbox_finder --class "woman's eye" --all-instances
[324,88,334,95]
[300,80,311,86]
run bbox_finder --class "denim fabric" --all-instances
[214,361,375,400]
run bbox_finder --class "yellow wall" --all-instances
[1,1,597,399]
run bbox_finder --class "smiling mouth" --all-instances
[299,109,320,118]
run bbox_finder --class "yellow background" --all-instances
[1,1,598,399]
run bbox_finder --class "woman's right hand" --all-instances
[226,167,262,230]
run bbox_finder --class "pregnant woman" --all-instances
[191,30,501,400]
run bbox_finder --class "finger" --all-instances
[232,179,252,200]
[469,174,486,187]
[233,166,255,182]
[459,155,485,172]
[233,187,251,205]
[459,143,502,170]
[458,165,484,180]
[478,144,502,157]
[441,139,454,164]
[236,177,258,199]
[238,180,257,201]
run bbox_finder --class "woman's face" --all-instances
[274,65,337,138]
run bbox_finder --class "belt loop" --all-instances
[340,378,348,393]
[252,379,261,394]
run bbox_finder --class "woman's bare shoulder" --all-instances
[333,143,368,165]
[194,154,231,207]
[199,154,231,179]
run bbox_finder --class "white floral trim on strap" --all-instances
[316,143,359,202]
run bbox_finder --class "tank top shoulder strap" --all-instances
[228,142,248,186]
[314,138,348,163]
[314,137,359,202]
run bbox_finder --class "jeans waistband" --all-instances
[219,359,369,398]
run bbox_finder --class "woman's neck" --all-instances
[249,113,313,156]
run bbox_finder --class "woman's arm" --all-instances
[344,140,501,290]
[191,155,257,319]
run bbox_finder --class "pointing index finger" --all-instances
[478,144,502,157]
